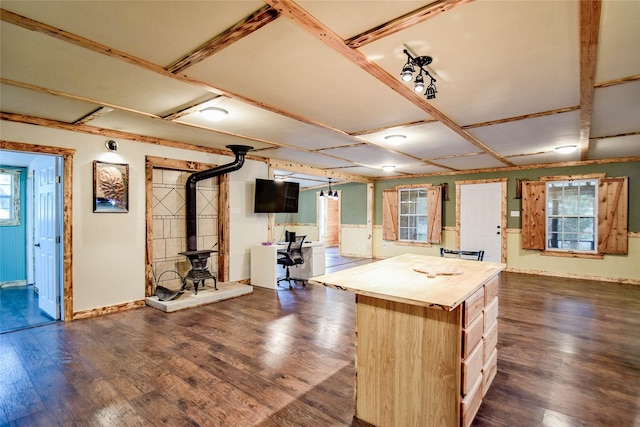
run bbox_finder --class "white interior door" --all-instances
[460,182,502,263]
[34,156,61,319]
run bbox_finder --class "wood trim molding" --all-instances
[218,174,230,282]
[504,267,639,286]
[72,300,145,320]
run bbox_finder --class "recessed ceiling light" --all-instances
[385,135,406,144]
[382,165,396,172]
[200,107,228,121]
[555,145,578,154]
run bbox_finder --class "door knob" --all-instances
[35,243,41,247]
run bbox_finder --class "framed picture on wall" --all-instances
[93,160,129,213]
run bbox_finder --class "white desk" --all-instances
[250,242,325,289]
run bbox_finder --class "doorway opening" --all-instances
[1,146,69,333]
[318,191,340,248]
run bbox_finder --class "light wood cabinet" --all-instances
[309,254,504,427]
[460,272,500,426]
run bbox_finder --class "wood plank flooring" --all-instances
[1,271,638,426]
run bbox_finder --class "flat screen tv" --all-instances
[254,178,300,213]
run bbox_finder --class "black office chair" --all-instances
[277,235,306,289]
[440,247,485,261]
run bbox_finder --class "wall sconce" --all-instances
[105,140,118,152]
[400,48,438,99]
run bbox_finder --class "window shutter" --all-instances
[382,189,397,241]
[521,180,545,250]
[598,177,628,254]
[427,186,442,243]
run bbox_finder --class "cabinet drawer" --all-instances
[483,297,499,331]
[461,375,483,427]
[483,347,498,397]
[462,312,484,359]
[483,322,498,363]
[484,275,499,305]
[463,286,485,327]
[461,341,483,396]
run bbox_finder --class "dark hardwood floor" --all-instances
[1,268,638,426]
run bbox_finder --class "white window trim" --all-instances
[397,187,428,243]
[544,178,598,254]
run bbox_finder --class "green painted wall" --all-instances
[374,161,640,231]
[275,182,369,225]
[275,161,639,231]
[0,168,27,282]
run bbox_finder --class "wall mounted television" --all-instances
[254,178,300,213]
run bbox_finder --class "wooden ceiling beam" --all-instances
[266,0,514,167]
[578,0,602,161]
[346,0,473,49]
[166,5,279,73]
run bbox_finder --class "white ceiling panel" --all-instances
[596,0,640,82]
[0,23,211,116]
[591,81,640,138]
[89,110,272,151]
[320,144,420,169]
[296,0,435,40]
[589,135,640,160]
[0,84,98,123]
[0,1,264,68]
[184,18,429,132]
[508,150,581,167]
[360,0,580,126]
[362,122,479,159]
[178,97,359,151]
[468,111,581,157]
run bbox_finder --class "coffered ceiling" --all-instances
[1,1,638,187]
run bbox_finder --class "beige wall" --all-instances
[1,121,269,314]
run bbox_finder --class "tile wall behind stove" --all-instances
[152,168,219,289]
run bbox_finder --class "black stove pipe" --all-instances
[185,144,253,251]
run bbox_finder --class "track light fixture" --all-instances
[400,49,437,100]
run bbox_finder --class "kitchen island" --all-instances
[308,253,505,427]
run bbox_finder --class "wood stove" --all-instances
[179,249,217,294]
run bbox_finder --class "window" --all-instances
[546,179,597,253]
[0,168,21,226]
[522,175,628,255]
[399,188,428,242]
[382,185,442,244]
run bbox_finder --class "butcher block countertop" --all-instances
[309,253,505,311]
